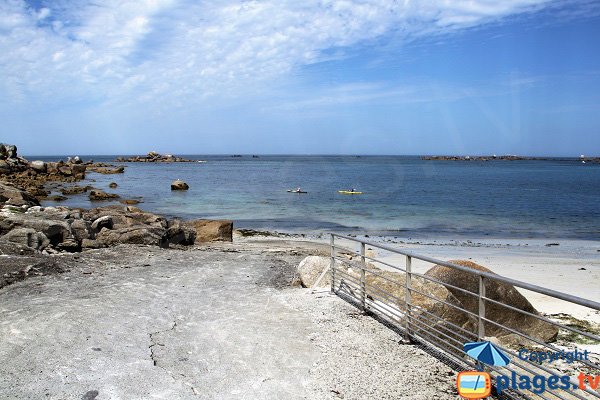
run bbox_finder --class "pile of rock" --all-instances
[0,201,196,253]
[116,151,195,163]
[0,144,88,199]
[0,183,234,254]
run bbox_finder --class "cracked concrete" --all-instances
[0,241,458,399]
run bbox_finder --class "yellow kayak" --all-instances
[338,190,363,195]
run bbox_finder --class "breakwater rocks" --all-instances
[116,151,196,163]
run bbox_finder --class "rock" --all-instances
[91,216,113,232]
[58,166,73,176]
[81,239,106,249]
[96,226,167,247]
[166,219,196,245]
[0,212,71,246]
[119,199,141,205]
[30,160,47,172]
[89,190,120,201]
[116,153,195,163]
[60,186,87,195]
[0,160,10,174]
[0,143,18,159]
[27,187,50,198]
[56,238,79,252]
[297,256,331,287]
[70,219,92,241]
[425,260,558,343]
[171,179,189,190]
[88,166,124,174]
[0,182,40,207]
[1,228,50,251]
[71,164,86,179]
[109,182,118,188]
[48,195,68,202]
[186,219,232,242]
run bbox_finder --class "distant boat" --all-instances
[582,160,586,164]
[287,189,307,194]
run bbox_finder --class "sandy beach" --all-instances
[240,233,600,322]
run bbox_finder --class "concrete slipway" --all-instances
[0,242,458,399]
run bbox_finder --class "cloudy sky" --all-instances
[2,0,600,155]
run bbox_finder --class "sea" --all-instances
[30,155,600,240]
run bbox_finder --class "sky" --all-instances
[1,0,600,156]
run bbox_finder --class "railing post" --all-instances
[330,234,335,294]
[405,255,412,338]
[478,275,486,340]
[360,242,366,312]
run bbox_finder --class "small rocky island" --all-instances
[422,154,600,162]
[116,151,197,163]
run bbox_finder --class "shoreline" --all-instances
[237,231,600,323]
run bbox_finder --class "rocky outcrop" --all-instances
[0,203,200,254]
[0,182,40,207]
[87,166,125,174]
[96,226,167,247]
[185,219,232,242]
[2,228,50,251]
[116,152,196,163]
[171,180,189,190]
[0,144,89,200]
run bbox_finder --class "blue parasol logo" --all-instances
[464,341,511,367]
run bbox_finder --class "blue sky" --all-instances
[1,0,600,156]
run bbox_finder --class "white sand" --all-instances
[239,233,600,322]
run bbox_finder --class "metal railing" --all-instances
[329,233,600,399]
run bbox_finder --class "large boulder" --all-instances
[425,260,558,343]
[186,219,232,242]
[0,211,71,246]
[297,256,331,287]
[96,226,167,247]
[70,219,92,241]
[171,179,189,190]
[2,228,50,251]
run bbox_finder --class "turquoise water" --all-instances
[35,155,600,239]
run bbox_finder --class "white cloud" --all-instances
[0,0,556,108]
